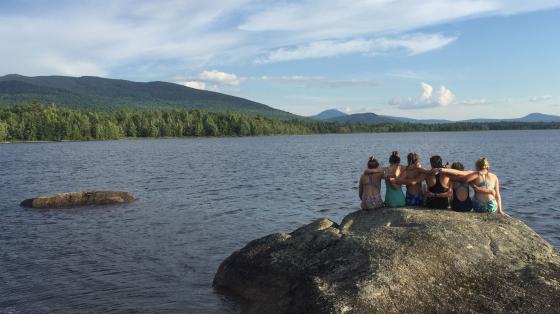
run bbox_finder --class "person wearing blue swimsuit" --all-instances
[388,152,425,206]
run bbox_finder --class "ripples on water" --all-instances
[1,130,559,313]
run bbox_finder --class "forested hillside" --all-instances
[0,74,296,119]
[1,104,559,142]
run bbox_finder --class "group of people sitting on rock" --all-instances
[358,151,508,217]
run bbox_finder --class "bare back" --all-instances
[386,164,404,178]
[405,165,423,195]
[360,173,383,196]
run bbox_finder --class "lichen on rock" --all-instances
[214,208,560,313]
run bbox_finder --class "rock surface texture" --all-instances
[20,191,135,208]
[214,208,560,313]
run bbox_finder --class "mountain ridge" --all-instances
[0,74,297,119]
[309,109,560,124]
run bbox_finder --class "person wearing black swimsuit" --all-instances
[424,155,451,209]
[449,162,473,212]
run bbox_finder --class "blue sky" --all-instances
[1,0,559,119]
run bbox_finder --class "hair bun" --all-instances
[391,151,400,157]
[368,155,375,162]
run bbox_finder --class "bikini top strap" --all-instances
[477,171,484,185]
[367,174,379,189]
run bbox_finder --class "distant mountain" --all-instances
[460,118,502,123]
[309,109,348,120]
[327,112,397,124]
[515,113,560,122]
[461,113,560,123]
[310,109,448,124]
[380,115,451,124]
[309,109,395,124]
[309,108,560,125]
[0,74,297,119]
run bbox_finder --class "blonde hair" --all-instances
[475,157,490,170]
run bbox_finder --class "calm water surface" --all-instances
[1,130,559,313]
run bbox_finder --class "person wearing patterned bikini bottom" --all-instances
[359,156,385,210]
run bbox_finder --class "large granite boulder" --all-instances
[20,191,135,208]
[214,208,560,313]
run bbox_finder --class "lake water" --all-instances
[1,130,559,313]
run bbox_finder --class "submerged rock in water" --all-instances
[20,191,135,208]
[214,208,560,313]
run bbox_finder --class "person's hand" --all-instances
[498,210,510,218]
[471,184,485,192]
[472,185,496,196]
[388,177,396,184]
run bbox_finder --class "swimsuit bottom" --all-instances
[426,196,450,209]
[473,198,497,213]
[405,192,424,206]
[362,194,384,210]
[385,187,406,208]
[452,197,473,212]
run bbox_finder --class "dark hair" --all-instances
[407,152,419,166]
[451,162,464,171]
[429,155,448,169]
[389,151,400,165]
[367,156,379,169]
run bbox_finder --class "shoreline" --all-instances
[1,128,559,144]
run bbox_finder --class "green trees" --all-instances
[0,120,7,141]
[0,104,558,142]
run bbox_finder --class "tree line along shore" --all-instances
[1,104,559,142]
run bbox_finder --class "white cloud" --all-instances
[529,95,553,102]
[256,39,371,64]
[374,33,457,56]
[256,75,380,88]
[39,54,106,77]
[256,33,457,64]
[389,82,456,109]
[182,81,206,90]
[176,70,241,90]
[388,70,424,80]
[0,1,559,77]
[458,99,489,106]
[198,70,241,86]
